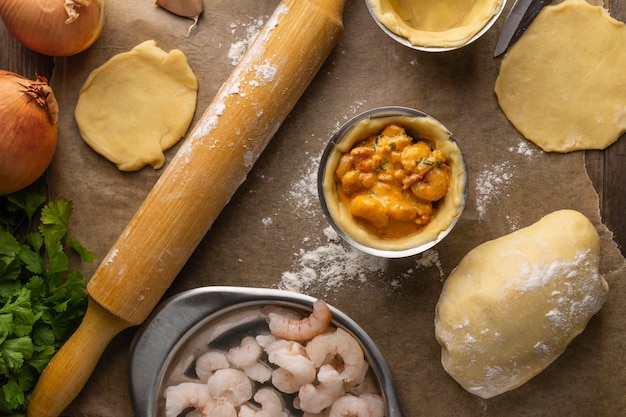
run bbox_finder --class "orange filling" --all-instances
[334,123,451,239]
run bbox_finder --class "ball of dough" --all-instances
[434,210,608,399]
[75,40,198,171]
[494,0,626,152]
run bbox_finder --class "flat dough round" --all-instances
[434,210,608,399]
[75,40,198,171]
[494,0,626,152]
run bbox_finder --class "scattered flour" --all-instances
[333,100,368,130]
[412,249,445,280]
[509,140,537,157]
[279,226,388,293]
[475,141,536,225]
[275,103,447,294]
[228,17,265,66]
[287,154,322,216]
[279,227,446,294]
[254,59,277,83]
[394,249,445,287]
[475,161,514,220]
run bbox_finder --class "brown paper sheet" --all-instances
[48,0,626,416]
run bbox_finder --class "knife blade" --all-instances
[494,0,550,57]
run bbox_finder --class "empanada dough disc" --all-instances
[494,0,626,152]
[434,210,608,399]
[75,40,198,171]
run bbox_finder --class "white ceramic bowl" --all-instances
[318,106,467,258]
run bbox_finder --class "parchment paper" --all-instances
[48,0,626,416]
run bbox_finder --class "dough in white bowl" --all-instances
[367,0,503,48]
[434,209,608,398]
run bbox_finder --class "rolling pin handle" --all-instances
[26,299,131,417]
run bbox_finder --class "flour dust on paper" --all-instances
[474,142,540,230]
[275,147,446,295]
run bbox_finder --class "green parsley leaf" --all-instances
[1,336,34,370]
[67,237,95,264]
[0,185,92,415]
[39,200,72,243]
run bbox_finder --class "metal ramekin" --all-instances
[318,106,468,258]
[364,0,507,52]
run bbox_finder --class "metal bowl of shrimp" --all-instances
[318,106,468,258]
[129,286,404,417]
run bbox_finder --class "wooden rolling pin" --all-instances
[26,1,346,415]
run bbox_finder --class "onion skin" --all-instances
[0,71,58,195]
[0,0,105,57]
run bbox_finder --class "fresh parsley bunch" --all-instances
[0,186,93,416]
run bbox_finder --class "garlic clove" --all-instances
[156,0,203,19]
[156,0,203,35]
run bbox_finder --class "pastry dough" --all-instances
[495,0,626,152]
[367,0,503,48]
[321,114,466,254]
[434,209,608,399]
[75,40,198,171]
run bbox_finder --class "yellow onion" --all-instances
[0,0,105,56]
[0,71,59,195]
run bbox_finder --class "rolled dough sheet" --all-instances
[494,0,626,152]
[75,40,198,171]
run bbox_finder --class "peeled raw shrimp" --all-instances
[264,338,316,393]
[226,336,272,383]
[238,388,288,417]
[187,401,243,417]
[210,397,238,417]
[227,336,262,368]
[263,300,332,342]
[164,382,215,417]
[207,368,254,407]
[305,328,367,388]
[328,394,384,417]
[297,364,345,414]
[227,335,272,383]
[359,394,384,417]
[196,350,230,382]
[255,334,278,350]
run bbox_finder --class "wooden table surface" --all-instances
[2,21,624,257]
